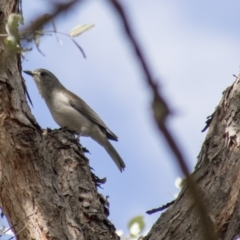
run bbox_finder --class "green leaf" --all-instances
[5,14,23,41]
[127,215,145,237]
[4,36,21,52]
[69,24,94,38]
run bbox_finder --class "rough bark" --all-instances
[145,75,240,240]
[0,1,118,240]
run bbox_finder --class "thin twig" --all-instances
[71,38,86,58]
[146,200,175,214]
[0,213,35,238]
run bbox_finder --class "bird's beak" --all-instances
[23,70,34,76]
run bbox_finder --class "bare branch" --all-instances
[24,0,82,33]
[109,1,217,239]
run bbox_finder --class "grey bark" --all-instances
[0,1,119,239]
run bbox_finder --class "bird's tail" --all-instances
[103,139,126,172]
[93,134,126,172]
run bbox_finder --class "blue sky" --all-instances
[3,0,240,238]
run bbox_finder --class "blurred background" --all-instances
[3,0,240,239]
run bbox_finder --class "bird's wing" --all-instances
[68,91,118,141]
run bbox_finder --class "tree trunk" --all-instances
[145,76,240,240]
[0,1,118,239]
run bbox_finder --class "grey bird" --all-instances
[23,68,126,172]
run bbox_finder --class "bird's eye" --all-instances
[40,72,46,77]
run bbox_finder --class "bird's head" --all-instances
[23,68,62,98]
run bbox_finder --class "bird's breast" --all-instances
[46,91,92,136]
